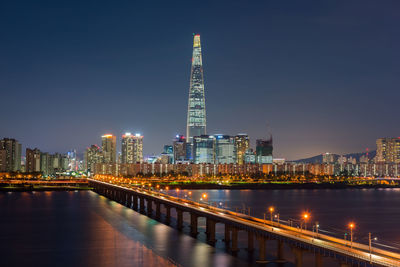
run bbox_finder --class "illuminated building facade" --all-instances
[131,133,144,163]
[215,135,236,164]
[235,134,249,165]
[101,134,117,163]
[121,133,135,164]
[26,148,41,173]
[193,135,215,164]
[84,145,103,172]
[376,137,400,163]
[187,34,206,143]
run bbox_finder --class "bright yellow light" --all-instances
[202,193,207,199]
[269,206,274,212]
[349,222,355,229]
[303,213,310,220]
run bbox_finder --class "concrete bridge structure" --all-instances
[88,178,400,267]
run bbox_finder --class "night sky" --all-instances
[1,0,399,160]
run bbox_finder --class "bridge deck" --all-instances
[89,179,400,267]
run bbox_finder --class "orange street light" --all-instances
[202,193,207,199]
[349,222,355,248]
[269,206,275,221]
[302,212,310,230]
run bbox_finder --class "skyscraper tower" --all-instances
[187,34,206,144]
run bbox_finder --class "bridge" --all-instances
[88,178,400,267]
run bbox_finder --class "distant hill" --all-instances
[292,150,376,163]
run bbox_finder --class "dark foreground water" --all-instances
[0,189,399,267]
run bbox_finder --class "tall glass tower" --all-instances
[187,34,206,144]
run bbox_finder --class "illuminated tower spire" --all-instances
[187,34,206,143]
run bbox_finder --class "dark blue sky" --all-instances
[1,0,399,160]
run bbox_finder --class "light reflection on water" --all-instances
[2,189,399,267]
[0,191,249,267]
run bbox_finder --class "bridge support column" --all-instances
[315,253,323,267]
[155,202,161,219]
[231,227,239,252]
[276,240,285,263]
[257,235,267,263]
[126,194,131,208]
[133,196,138,211]
[190,213,198,236]
[339,262,351,267]
[224,224,231,245]
[292,247,303,267]
[140,197,145,213]
[177,209,183,230]
[247,231,254,252]
[147,199,153,216]
[165,206,171,224]
[206,218,216,244]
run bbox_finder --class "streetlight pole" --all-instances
[369,232,372,264]
[348,223,355,248]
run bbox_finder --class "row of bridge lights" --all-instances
[268,206,358,248]
[140,183,368,252]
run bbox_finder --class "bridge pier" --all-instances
[147,199,153,216]
[190,213,198,236]
[140,197,145,213]
[126,194,131,208]
[315,253,323,267]
[257,235,267,263]
[206,218,216,244]
[224,224,231,245]
[339,262,351,267]
[291,247,303,267]
[231,227,239,252]
[276,240,285,263]
[177,209,183,230]
[133,195,138,211]
[155,202,161,219]
[165,205,171,224]
[247,231,254,252]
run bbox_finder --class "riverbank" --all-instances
[0,185,92,192]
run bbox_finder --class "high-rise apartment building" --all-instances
[256,137,273,164]
[187,34,206,143]
[376,137,400,163]
[0,138,22,172]
[101,134,117,163]
[121,132,143,164]
[215,135,236,164]
[193,135,215,164]
[84,145,103,172]
[173,135,187,163]
[235,134,249,165]
[26,148,41,173]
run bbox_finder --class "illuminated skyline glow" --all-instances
[0,0,399,160]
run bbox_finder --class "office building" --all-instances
[186,34,207,143]
[193,135,215,164]
[235,134,249,165]
[215,135,236,164]
[256,137,273,164]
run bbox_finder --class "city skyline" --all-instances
[1,1,399,160]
